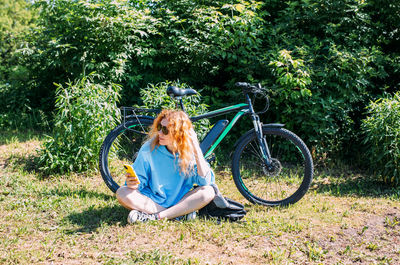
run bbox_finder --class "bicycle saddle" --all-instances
[167,86,197,97]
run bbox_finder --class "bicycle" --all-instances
[99,82,313,206]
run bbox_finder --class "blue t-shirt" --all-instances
[132,140,215,208]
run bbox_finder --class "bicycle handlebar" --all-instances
[235,82,269,114]
[235,82,265,94]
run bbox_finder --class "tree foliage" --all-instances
[1,0,400,169]
[0,0,36,79]
[0,0,40,129]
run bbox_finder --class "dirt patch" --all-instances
[309,209,400,264]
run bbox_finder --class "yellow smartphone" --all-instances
[123,164,140,184]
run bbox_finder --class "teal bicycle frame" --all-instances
[190,103,249,158]
[187,96,274,169]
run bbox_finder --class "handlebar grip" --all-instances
[235,82,250,88]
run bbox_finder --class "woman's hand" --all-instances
[126,173,139,189]
[189,128,200,149]
[189,127,212,178]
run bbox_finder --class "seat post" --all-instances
[175,97,185,111]
[179,98,185,111]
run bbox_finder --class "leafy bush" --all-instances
[4,0,400,166]
[361,92,400,186]
[36,74,121,175]
[0,81,50,130]
[259,0,392,163]
[0,0,36,81]
[11,0,159,114]
[0,1,41,129]
[138,81,210,139]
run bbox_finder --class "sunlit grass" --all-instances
[239,165,305,202]
[1,130,399,264]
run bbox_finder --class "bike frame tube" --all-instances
[204,110,248,158]
[191,103,248,122]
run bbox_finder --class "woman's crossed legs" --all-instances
[116,185,215,220]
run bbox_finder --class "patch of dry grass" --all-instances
[0,130,399,264]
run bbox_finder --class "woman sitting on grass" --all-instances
[116,109,216,223]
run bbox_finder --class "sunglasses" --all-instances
[157,123,169,135]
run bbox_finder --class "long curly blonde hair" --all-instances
[148,109,195,176]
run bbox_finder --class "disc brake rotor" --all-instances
[263,158,282,177]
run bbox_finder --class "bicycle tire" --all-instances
[232,127,313,206]
[99,118,154,193]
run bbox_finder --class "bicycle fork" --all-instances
[251,114,274,169]
[245,94,274,169]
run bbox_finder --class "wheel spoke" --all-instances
[248,142,264,160]
[100,120,153,193]
[233,129,313,206]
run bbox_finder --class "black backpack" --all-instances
[198,184,247,222]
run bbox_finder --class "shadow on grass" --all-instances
[2,153,38,173]
[45,187,115,201]
[0,129,43,145]
[45,186,125,233]
[65,204,128,234]
[311,173,400,199]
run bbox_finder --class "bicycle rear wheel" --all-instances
[99,118,154,193]
[232,127,313,206]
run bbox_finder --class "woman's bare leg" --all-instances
[116,186,166,214]
[158,185,215,220]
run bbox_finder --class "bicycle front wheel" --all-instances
[99,118,154,193]
[232,127,313,206]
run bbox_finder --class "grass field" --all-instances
[1,130,399,264]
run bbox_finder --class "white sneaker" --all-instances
[127,210,159,224]
[186,211,197,220]
[175,211,197,221]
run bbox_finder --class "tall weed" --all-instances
[361,92,400,186]
[36,74,121,175]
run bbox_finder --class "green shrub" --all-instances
[260,0,391,163]
[0,82,50,130]
[36,74,121,175]
[361,92,400,186]
[5,0,400,165]
[0,0,36,81]
[138,81,210,139]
